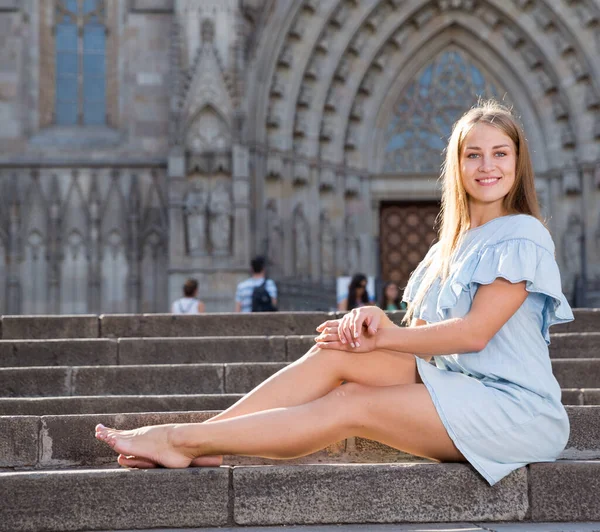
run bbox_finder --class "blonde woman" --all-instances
[95,100,573,486]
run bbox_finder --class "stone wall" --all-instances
[0,0,598,313]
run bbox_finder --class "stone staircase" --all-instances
[0,310,599,531]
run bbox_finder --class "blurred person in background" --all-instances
[171,278,206,314]
[338,273,371,311]
[379,281,407,311]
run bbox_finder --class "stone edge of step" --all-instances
[1,406,598,470]
[0,461,599,529]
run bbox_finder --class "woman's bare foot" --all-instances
[117,454,224,469]
[95,423,194,468]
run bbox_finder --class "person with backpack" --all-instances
[171,278,206,314]
[235,256,278,312]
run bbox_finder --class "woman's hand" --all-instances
[338,306,385,346]
[315,318,377,352]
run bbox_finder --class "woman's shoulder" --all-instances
[479,214,554,253]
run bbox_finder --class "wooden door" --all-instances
[379,202,439,293]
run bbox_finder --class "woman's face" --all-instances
[460,123,517,214]
[385,283,398,301]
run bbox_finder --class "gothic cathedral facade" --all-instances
[0,0,599,313]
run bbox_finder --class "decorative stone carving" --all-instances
[390,27,410,49]
[345,127,359,150]
[413,6,435,29]
[330,3,349,28]
[537,70,555,93]
[585,84,600,109]
[595,114,600,139]
[303,0,318,13]
[345,173,361,197]
[345,215,361,271]
[265,199,283,276]
[298,84,312,107]
[320,119,335,141]
[554,32,574,56]
[521,46,542,69]
[320,210,335,280]
[562,165,581,194]
[208,182,233,256]
[289,16,305,39]
[575,3,598,27]
[270,74,284,98]
[293,205,311,277]
[305,59,320,80]
[185,184,209,255]
[278,45,293,68]
[349,31,368,55]
[560,123,576,148]
[293,162,310,186]
[350,99,363,121]
[320,169,336,191]
[267,153,283,180]
[551,94,568,120]
[374,49,391,70]
[503,26,524,48]
[359,73,375,95]
[438,0,475,11]
[294,113,308,137]
[267,103,281,128]
[478,7,500,28]
[316,33,330,53]
[532,5,553,30]
[567,55,587,81]
[366,8,386,31]
[325,90,337,111]
[595,164,600,188]
[335,57,350,82]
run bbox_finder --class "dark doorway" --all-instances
[379,201,440,293]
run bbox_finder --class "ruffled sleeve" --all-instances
[438,238,574,344]
[402,242,439,303]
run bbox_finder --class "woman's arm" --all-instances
[337,298,348,311]
[375,279,528,356]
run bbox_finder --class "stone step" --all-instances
[0,394,243,416]
[0,359,598,398]
[0,332,597,369]
[3,386,597,416]
[549,333,600,358]
[1,460,599,531]
[0,309,597,340]
[1,406,597,470]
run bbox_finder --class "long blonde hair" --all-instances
[403,100,542,324]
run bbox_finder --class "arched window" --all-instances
[383,48,505,174]
[55,0,107,125]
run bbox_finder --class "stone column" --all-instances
[232,143,251,267]
[6,174,21,314]
[126,172,141,313]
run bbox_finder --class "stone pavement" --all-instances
[94,524,600,532]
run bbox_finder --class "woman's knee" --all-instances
[325,382,371,428]
[300,344,345,370]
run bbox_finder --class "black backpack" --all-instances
[251,280,277,312]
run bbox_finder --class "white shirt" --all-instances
[171,297,201,314]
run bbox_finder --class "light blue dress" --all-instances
[402,214,574,485]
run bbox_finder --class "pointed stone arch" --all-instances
[379,46,505,175]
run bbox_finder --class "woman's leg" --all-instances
[117,345,419,467]
[97,381,463,467]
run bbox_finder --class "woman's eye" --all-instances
[467,153,479,158]
[495,152,507,157]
